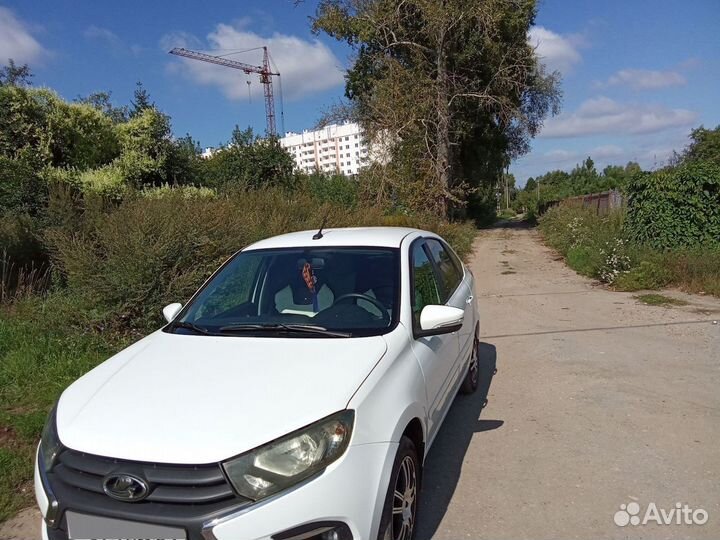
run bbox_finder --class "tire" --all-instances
[459,334,479,395]
[377,436,420,540]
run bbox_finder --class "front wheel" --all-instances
[377,436,420,540]
[459,335,479,395]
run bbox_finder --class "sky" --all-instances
[1,0,719,186]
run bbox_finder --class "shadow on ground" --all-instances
[487,218,535,230]
[415,342,499,540]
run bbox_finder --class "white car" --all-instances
[35,227,480,540]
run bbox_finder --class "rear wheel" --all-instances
[460,334,479,395]
[378,436,420,540]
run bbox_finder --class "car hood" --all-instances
[57,331,387,464]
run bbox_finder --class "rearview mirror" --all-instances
[417,305,464,337]
[162,303,183,323]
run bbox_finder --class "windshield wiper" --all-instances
[218,323,351,338]
[170,320,215,335]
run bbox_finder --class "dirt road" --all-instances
[2,224,719,540]
[416,224,720,539]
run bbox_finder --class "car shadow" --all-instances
[415,342,500,540]
[487,218,535,230]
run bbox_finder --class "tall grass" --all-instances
[45,188,476,332]
[539,205,720,295]
[0,296,128,522]
[1,251,51,304]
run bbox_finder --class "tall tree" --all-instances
[130,82,154,117]
[313,0,560,217]
[682,125,720,167]
[202,127,296,189]
[75,91,129,124]
[0,59,33,87]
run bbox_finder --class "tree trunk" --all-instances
[435,28,451,218]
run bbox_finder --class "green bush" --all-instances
[46,188,476,331]
[540,206,627,282]
[0,214,43,268]
[0,155,47,217]
[626,163,720,249]
[140,184,217,199]
[303,173,358,207]
[614,259,672,291]
[566,246,598,277]
[0,85,119,170]
[78,164,127,199]
[540,204,720,296]
[201,128,296,190]
[540,206,624,256]
[663,246,720,296]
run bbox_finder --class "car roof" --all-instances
[244,227,433,250]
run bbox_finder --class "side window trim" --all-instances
[440,239,465,281]
[422,240,449,302]
[424,237,461,303]
[408,238,443,337]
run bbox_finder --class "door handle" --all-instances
[465,295,474,304]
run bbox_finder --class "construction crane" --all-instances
[169,47,280,137]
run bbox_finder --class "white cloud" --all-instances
[84,25,122,47]
[591,144,624,159]
[540,144,623,165]
[541,96,697,138]
[602,68,686,90]
[84,25,143,56]
[0,6,45,64]
[162,22,344,101]
[544,149,577,161]
[528,26,582,73]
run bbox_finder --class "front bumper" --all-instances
[36,442,397,540]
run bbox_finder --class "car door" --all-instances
[408,239,461,444]
[424,238,472,404]
[425,238,475,366]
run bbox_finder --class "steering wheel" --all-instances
[332,293,390,323]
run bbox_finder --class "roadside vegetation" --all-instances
[634,294,688,307]
[493,157,642,221]
[0,190,476,520]
[537,132,720,296]
[1,35,491,517]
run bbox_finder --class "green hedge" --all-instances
[45,188,476,332]
[626,163,720,249]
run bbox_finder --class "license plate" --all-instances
[66,511,186,540]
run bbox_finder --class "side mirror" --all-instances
[417,305,464,337]
[162,303,183,323]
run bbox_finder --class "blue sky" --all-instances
[1,0,719,185]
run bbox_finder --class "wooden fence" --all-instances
[541,189,624,216]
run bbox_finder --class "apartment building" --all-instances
[279,122,369,176]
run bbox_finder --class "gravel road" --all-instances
[2,223,719,540]
[416,223,720,540]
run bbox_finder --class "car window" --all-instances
[194,254,263,320]
[425,238,463,301]
[176,247,400,337]
[411,241,441,327]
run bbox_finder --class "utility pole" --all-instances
[505,165,510,210]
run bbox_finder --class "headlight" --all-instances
[223,410,354,501]
[39,403,62,472]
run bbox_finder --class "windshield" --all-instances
[171,247,400,337]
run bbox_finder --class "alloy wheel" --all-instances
[469,337,479,386]
[391,455,417,540]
